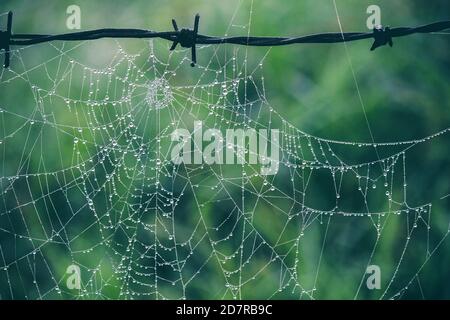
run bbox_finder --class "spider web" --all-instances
[0,3,450,300]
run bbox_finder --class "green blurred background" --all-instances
[0,0,449,299]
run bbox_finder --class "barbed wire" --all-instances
[1,12,450,68]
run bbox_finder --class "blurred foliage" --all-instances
[0,0,449,299]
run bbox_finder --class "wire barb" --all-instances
[371,25,393,51]
[0,11,12,68]
[170,14,200,67]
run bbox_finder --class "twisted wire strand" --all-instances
[1,12,450,67]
